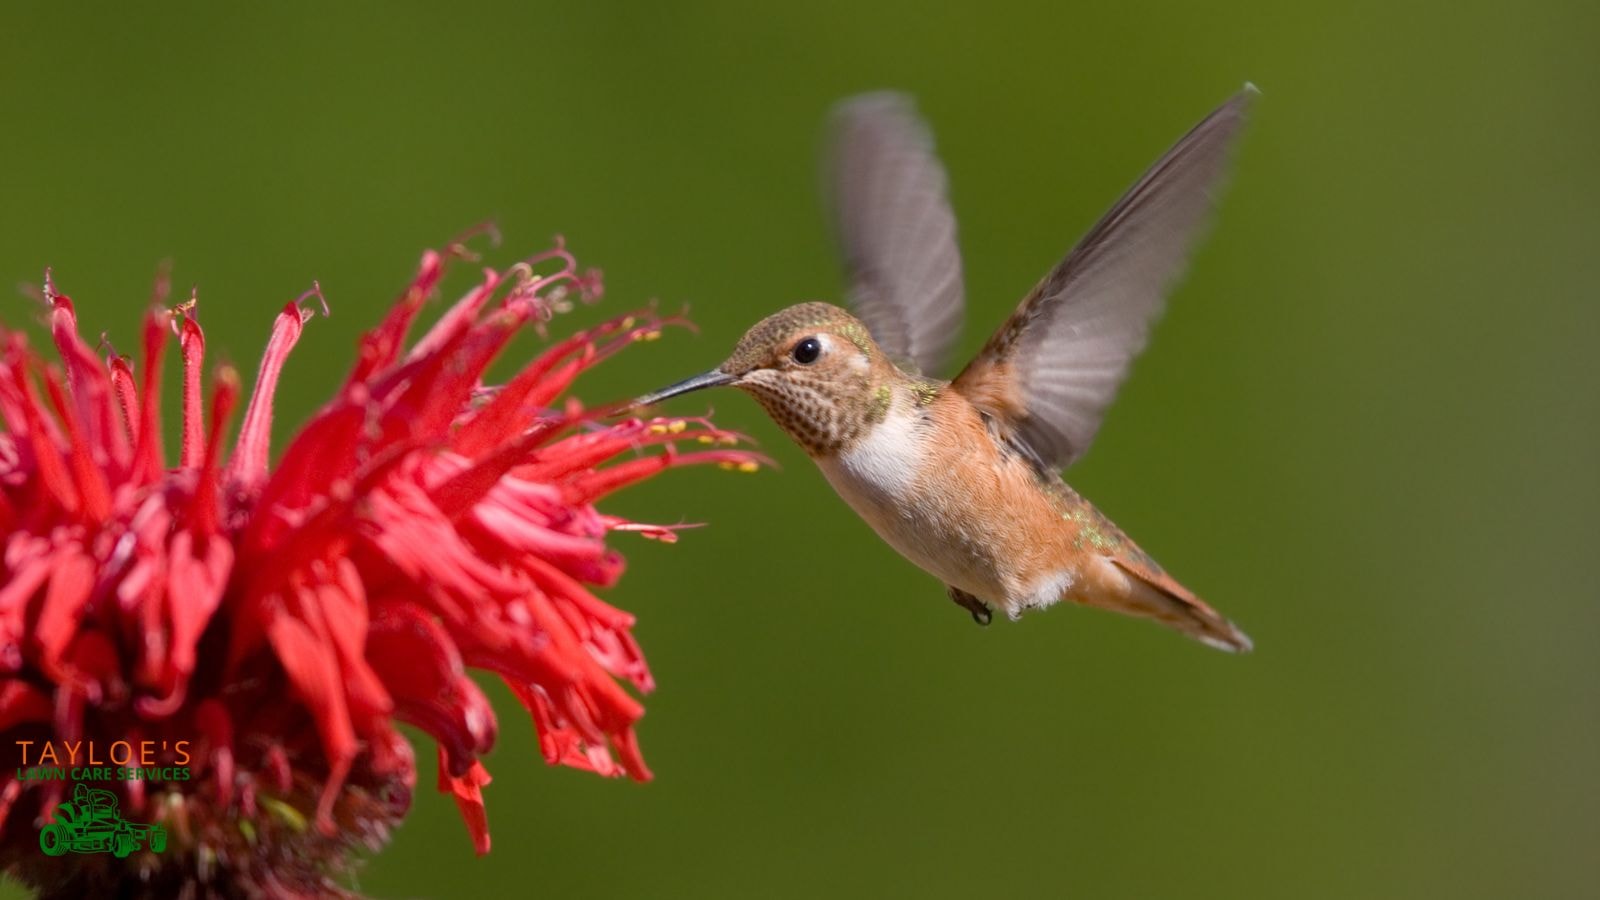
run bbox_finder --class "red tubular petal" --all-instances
[345,248,450,385]
[10,362,79,514]
[108,353,138,447]
[310,561,393,732]
[437,749,492,855]
[564,449,765,506]
[403,269,504,365]
[266,613,357,835]
[561,455,674,505]
[188,367,239,539]
[613,727,651,782]
[42,372,111,521]
[48,294,126,469]
[134,309,169,484]
[163,529,232,685]
[176,309,206,469]
[230,300,315,487]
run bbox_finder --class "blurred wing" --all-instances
[828,92,965,375]
[952,87,1254,468]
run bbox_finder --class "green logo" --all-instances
[37,784,167,858]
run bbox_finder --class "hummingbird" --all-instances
[635,87,1255,652]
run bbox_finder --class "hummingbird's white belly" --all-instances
[814,402,1021,605]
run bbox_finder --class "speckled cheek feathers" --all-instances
[738,372,865,456]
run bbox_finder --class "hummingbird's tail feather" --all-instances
[1097,558,1254,653]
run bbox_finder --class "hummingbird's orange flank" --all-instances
[636,87,1256,652]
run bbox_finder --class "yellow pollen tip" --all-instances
[696,435,715,444]
[667,420,687,433]
[737,461,759,473]
[647,424,669,435]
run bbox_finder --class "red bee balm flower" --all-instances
[0,236,759,898]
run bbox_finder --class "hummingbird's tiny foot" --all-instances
[947,586,991,626]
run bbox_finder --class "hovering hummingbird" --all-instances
[635,87,1255,651]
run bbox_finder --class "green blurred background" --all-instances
[2,1,1596,897]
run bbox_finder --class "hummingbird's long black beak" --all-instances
[631,369,738,409]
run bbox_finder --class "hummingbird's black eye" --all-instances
[792,337,822,365]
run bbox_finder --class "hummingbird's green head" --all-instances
[633,301,892,454]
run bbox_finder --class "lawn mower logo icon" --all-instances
[38,784,167,858]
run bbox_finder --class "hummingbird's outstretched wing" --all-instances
[952,87,1253,468]
[828,92,965,376]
